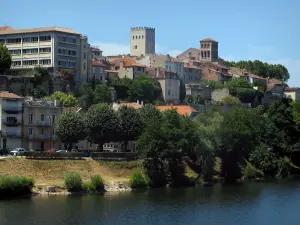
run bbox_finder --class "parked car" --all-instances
[10,148,26,155]
[29,148,44,152]
[56,150,68,153]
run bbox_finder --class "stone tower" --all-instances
[200,38,218,62]
[130,27,155,56]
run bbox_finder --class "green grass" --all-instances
[129,171,147,189]
[64,172,83,192]
[99,160,143,170]
[0,176,35,197]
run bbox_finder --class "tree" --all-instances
[139,104,162,128]
[0,42,11,73]
[47,91,78,107]
[93,84,112,104]
[219,107,262,182]
[78,84,94,111]
[55,110,86,150]
[117,106,143,151]
[85,104,120,151]
[32,67,50,88]
[221,96,241,106]
[179,79,186,103]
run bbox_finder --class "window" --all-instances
[29,128,33,135]
[58,60,66,67]
[40,128,44,135]
[6,38,21,44]
[40,47,51,53]
[139,36,141,39]
[52,142,56,148]
[83,63,86,70]
[168,90,171,96]
[208,51,210,58]
[23,48,38,54]
[28,114,33,124]
[23,37,38,43]
[136,36,138,39]
[39,59,51,65]
[84,53,86,59]
[41,114,45,122]
[52,115,56,124]
[12,61,21,66]
[0,39,5,43]
[142,35,144,39]
[52,128,55,135]
[132,36,135,40]
[40,35,51,42]
[23,60,38,66]
[133,45,137,49]
[9,49,21,55]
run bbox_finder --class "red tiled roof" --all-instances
[0,26,13,31]
[110,57,146,68]
[184,63,200,69]
[0,92,22,99]
[155,105,196,116]
[200,38,218,42]
[92,60,106,67]
[284,87,299,92]
[249,73,265,80]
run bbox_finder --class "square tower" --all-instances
[130,27,155,56]
[200,38,218,62]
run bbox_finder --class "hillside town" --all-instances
[0,25,298,152]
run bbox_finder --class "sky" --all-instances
[2,0,300,85]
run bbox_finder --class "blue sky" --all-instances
[2,0,300,85]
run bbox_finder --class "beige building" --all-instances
[90,45,103,60]
[23,98,63,150]
[0,26,90,90]
[199,38,219,62]
[110,56,146,79]
[130,27,155,56]
[0,92,23,150]
[183,63,201,83]
[147,67,180,104]
[284,87,300,101]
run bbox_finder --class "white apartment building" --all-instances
[0,26,91,89]
[130,27,155,56]
[0,92,23,150]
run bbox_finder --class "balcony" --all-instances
[2,105,23,113]
[2,119,22,126]
[36,121,52,127]
[2,132,22,138]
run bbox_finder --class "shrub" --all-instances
[0,176,34,197]
[90,175,104,191]
[277,157,300,178]
[64,172,83,192]
[129,171,147,189]
[243,160,263,179]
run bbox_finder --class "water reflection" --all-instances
[0,181,299,225]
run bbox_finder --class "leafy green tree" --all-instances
[32,67,50,88]
[221,95,241,106]
[219,107,262,182]
[85,104,120,151]
[93,84,112,104]
[117,106,143,151]
[179,79,186,102]
[0,42,11,73]
[55,110,86,150]
[78,84,94,111]
[47,91,78,107]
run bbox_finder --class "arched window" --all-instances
[142,35,144,39]
[133,36,134,40]
[204,51,207,57]
[136,36,138,39]
[139,36,141,39]
[201,51,204,58]
[208,51,210,58]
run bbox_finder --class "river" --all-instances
[1,180,300,225]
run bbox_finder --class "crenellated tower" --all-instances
[130,27,155,56]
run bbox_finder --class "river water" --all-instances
[1,180,300,225]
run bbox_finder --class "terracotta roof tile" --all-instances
[155,105,196,116]
[110,56,146,68]
[92,60,106,67]
[0,92,22,99]
[184,63,200,69]
[0,26,81,35]
[0,26,13,32]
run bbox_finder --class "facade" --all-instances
[79,36,92,84]
[0,92,23,150]
[147,67,180,104]
[284,87,300,101]
[90,45,103,60]
[23,98,63,150]
[199,38,219,62]
[201,62,231,82]
[183,63,201,84]
[130,27,155,56]
[91,59,108,83]
[0,26,89,90]
[110,56,146,79]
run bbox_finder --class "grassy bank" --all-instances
[0,176,34,197]
[0,158,142,186]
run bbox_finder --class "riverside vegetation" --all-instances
[54,96,300,189]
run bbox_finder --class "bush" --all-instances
[64,172,83,192]
[243,160,263,179]
[277,157,300,178]
[90,175,104,191]
[130,171,147,189]
[0,176,34,197]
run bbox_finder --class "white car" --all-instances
[56,150,68,153]
[10,148,26,155]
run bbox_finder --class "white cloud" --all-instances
[91,42,183,57]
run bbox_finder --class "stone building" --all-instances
[130,27,155,56]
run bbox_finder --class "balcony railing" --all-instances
[2,132,22,137]
[27,135,58,141]
[2,105,23,113]
[2,119,22,126]
[36,121,52,126]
